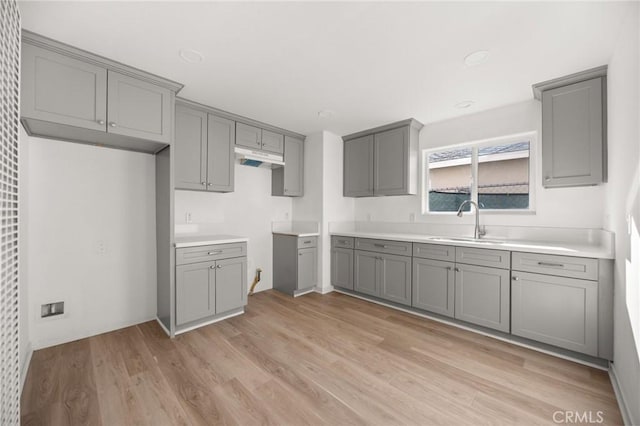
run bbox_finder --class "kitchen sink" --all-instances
[427,236,507,244]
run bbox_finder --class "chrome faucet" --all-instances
[456,200,486,239]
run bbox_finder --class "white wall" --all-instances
[354,100,606,229]
[19,128,31,384]
[603,2,640,423]
[27,137,157,350]
[175,164,292,293]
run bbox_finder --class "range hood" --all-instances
[234,146,284,168]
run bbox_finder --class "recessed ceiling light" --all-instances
[455,100,475,109]
[318,110,335,119]
[179,48,204,64]
[464,50,489,66]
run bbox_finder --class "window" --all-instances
[424,133,535,213]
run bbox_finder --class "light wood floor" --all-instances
[21,290,623,425]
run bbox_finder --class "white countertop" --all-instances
[174,234,249,248]
[330,231,614,259]
[272,231,320,237]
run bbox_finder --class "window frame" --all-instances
[422,131,537,215]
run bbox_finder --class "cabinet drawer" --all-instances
[511,252,598,281]
[355,238,412,256]
[297,236,318,249]
[176,243,247,265]
[413,243,455,262]
[455,246,510,269]
[332,236,354,249]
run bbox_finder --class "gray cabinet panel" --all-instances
[261,129,284,154]
[355,238,412,257]
[412,258,455,317]
[21,43,107,132]
[542,77,604,187]
[455,264,510,332]
[344,135,374,197]
[354,250,379,297]
[331,248,354,290]
[175,105,207,190]
[215,257,247,314]
[236,122,261,149]
[511,252,598,281]
[272,136,304,197]
[297,247,317,291]
[455,246,510,269]
[332,236,354,249]
[379,253,411,306]
[176,261,215,326]
[207,114,235,192]
[413,243,456,262]
[176,242,247,266]
[297,237,318,249]
[512,271,597,356]
[107,71,172,143]
[374,127,409,195]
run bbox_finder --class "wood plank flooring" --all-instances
[21,290,623,425]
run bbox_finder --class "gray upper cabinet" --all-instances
[20,31,182,154]
[272,136,304,197]
[344,135,374,196]
[236,122,262,149]
[261,129,285,154]
[454,263,510,333]
[412,258,455,317]
[174,102,235,192]
[343,119,422,197]
[511,271,598,356]
[175,105,207,190]
[21,43,107,132]
[533,67,607,188]
[107,71,172,144]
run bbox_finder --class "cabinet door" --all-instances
[284,136,304,196]
[174,105,207,190]
[107,71,172,143]
[354,250,379,297]
[297,247,317,291]
[542,77,604,187]
[512,271,597,356]
[21,43,107,131]
[344,135,374,197]
[215,257,247,314]
[379,253,412,306]
[261,129,284,154]
[455,264,510,332]
[412,258,455,317]
[176,262,215,326]
[331,248,354,290]
[374,127,409,195]
[207,114,235,192]
[236,122,261,149]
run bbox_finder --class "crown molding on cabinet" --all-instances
[342,118,424,141]
[532,65,607,100]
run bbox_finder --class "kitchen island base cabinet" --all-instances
[512,271,598,356]
[454,264,510,333]
[354,250,411,306]
[412,258,455,318]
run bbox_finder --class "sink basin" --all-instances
[428,236,506,245]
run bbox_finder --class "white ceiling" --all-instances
[18,1,631,136]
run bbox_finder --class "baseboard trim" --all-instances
[333,289,608,371]
[174,309,244,336]
[20,343,33,395]
[609,363,636,426]
[31,315,156,350]
[155,317,171,338]
[314,285,334,295]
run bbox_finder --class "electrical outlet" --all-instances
[186,212,192,223]
[41,301,64,318]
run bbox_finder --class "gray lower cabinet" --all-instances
[412,258,455,317]
[511,271,598,356]
[534,68,607,188]
[454,263,510,333]
[273,235,318,296]
[354,250,411,306]
[176,261,216,326]
[343,119,422,197]
[175,102,235,192]
[272,136,304,197]
[215,257,248,314]
[331,247,354,290]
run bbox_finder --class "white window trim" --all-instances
[422,131,537,215]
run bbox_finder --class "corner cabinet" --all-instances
[20,32,181,153]
[272,136,304,197]
[343,119,422,197]
[174,102,235,192]
[533,66,607,188]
